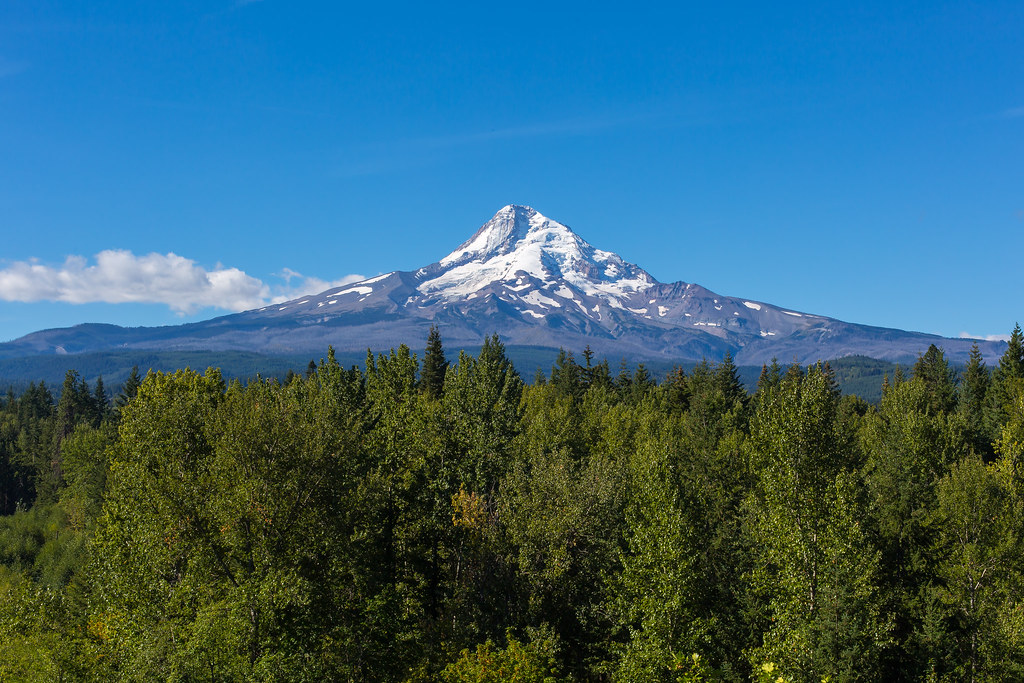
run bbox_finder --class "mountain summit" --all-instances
[0,206,1008,366]
[420,205,656,308]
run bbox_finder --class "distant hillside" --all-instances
[0,346,904,403]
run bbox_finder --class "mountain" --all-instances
[0,205,1007,366]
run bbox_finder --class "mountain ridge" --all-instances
[0,205,1008,366]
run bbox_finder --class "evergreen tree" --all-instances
[614,359,633,397]
[443,334,523,496]
[861,377,971,676]
[589,359,613,392]
[754,358,782,405]
[55,370,87,441]
[630,363,655,403]
[663,365,689,412]
[421,324,449,399]
[114,366,142,412]
[986,324,1024,437]
[960,343,992,458]
[715,351,746,409]
[581,345,595,390]
[998,323,1024,379]
[913,344,956,414]
[92,375,109,425]
[550,349,583,400]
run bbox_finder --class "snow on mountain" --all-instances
[419,205,656,305]
[0,205,1009,366]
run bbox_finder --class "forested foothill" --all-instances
[2,324,1024,681]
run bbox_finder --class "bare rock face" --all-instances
[0,205,1008,365]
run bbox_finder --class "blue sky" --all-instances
[1,1,1021,344]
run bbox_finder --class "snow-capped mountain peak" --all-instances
[439,204,537,266]
[422,205,657,304]
[2,204,1008,369]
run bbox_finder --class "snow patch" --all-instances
[335,286,373,297]
[522,309,545,319]
[360,272,393,285]
[522,290,560,308]
[782,311,802,317]
[554,285,575,299]
[743,301,761,311]
[658,306,669,317]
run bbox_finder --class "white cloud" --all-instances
[959,332,1011,343]
[0,250,363,315]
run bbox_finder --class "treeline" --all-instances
[1,326,1023,681]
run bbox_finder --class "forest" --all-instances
[1,325,1023,682]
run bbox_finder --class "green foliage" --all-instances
[960,343,992,458]
[859,376,974,677]
[933,455,1024,679]
[985,323,1024,438]
[613,431,708,681]
[422,325,450,399]
[440,627,566,682]
[504,389,631,676]
[747,364,890,680]
[0,332,1022,680]
[912,344,957,415]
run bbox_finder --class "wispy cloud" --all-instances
[336,109,682,178]
[405,113,655,149]
[999,106,1024,119]
[959,332,1011,343]
[0,251,363,315]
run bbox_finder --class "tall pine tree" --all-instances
[421,325,449,399]
[959,343,992,458]
[913,344,956,414]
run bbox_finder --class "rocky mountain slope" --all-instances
[0,205,1007,366]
